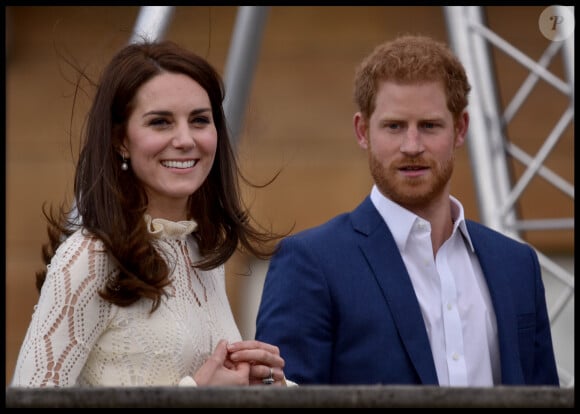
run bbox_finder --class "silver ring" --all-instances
[262,367,275,385]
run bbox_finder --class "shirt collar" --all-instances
[369,185,475,252]
[144,214,198,239]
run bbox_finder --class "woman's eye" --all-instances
[149,118,170,127]
[191,116,211,126]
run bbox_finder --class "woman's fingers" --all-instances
[227,343,285,368]
[228,340,280,355]
[247,365,285,386]
[227,340,287,386]
[208,339,229,364]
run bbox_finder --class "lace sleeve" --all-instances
[11,230,116,387]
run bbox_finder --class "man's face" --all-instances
[354,80,467,213]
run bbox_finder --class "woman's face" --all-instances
[124,72,218,221]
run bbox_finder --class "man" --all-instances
[255,35,559,386]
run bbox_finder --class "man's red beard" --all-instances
[369,152,454,210]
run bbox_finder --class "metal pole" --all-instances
[560,8,574,102]
[222,6,270,149]
[444,6,510,232]
[129,6,175,44]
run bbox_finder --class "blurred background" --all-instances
[5,6,574,387]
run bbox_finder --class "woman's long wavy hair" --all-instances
[36,40,285,311]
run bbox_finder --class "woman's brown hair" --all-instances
[37,40,284,311]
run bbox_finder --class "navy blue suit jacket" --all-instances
[255,197,559,385]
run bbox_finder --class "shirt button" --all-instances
[452,352,460,361]
[447,303,453,310]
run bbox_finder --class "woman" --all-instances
[11,40,289,387]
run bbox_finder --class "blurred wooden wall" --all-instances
[5,6,573,384]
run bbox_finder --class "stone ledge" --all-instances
[5,385,574,408]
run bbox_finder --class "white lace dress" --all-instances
[11,216,242,387]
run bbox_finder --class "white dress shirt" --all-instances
[370,185,501,386]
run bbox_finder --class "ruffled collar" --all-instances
[144,214,198,239]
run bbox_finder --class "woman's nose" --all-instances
[172,122,196,148]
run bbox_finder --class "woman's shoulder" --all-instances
[46,227,113,288]
[53,227,106,256]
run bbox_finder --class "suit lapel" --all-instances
[351,198,439,385]
[466,221,524,384]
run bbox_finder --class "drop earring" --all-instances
[121,156,129,171]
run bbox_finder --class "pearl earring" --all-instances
[121,157,129,171]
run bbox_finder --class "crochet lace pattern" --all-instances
[11,217,242,387]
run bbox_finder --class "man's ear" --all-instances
[353,112,369,150]
[454,111,469,148]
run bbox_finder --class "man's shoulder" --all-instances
[465,219,533,250]
[290,211,353,240]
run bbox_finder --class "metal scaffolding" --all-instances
[445,6,574,387]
